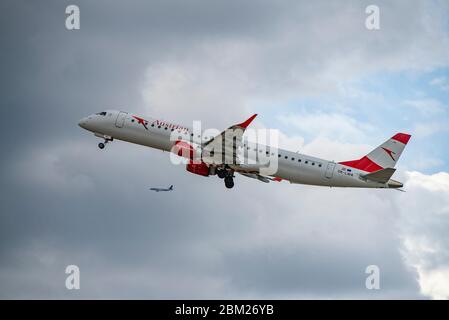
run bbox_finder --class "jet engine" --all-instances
[186,161,210,177]
[172,140,195,160]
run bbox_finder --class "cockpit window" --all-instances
[96,111,107,116]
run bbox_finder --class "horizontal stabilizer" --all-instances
[361,168,396,184]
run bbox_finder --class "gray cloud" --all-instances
[0,0,448,299]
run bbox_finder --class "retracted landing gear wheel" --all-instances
[224,176,234,189]
[98,142,105,149]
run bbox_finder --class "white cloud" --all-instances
[413,121,448,138]
[403,99,446,116]
[405,171,449,193]
[430,77,449,92]
[140,1,449,125]
[277,112,375,142]
[141,59,255,126]
[399,171,449,299]
[261,124,372,161]
[416,267,449,300]
[301,137,372,162]
[409,156,444,171]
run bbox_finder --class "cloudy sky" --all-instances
[1,0,449,299]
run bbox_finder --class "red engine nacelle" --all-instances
[171,140,195,160]
[186,161,210,177]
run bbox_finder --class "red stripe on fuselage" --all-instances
[339,156,383,173]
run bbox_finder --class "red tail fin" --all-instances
[339,133,411,172]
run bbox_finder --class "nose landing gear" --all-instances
[98,139,111,149]
[96,135,113,150]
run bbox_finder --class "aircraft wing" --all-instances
[202,114,257,166]
[237,172,282,183]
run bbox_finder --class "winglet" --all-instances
[237,114,257,129]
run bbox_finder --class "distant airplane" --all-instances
[79,110,411,190]
[150,185,174,192]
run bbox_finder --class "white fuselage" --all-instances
[79,110,392,189]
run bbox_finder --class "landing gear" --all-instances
[97,136,113,150]
[217,169,226,179]
[224,176,234,189]
[216,167,235,188]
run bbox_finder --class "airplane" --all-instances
[150,185,174,192]
[78,110,411,190]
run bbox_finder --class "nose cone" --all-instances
[78,117,88,129]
